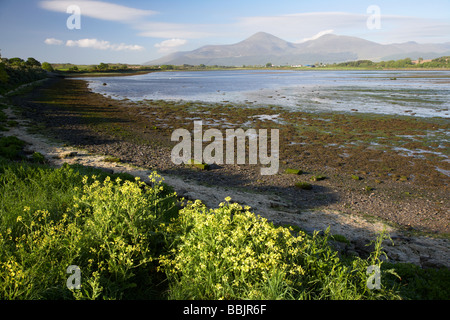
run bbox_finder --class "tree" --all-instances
[26,57,41,67]
[160,64,174,70]
[8,57,25,67]
[97,63,109,71]
[41,62,54,72]
[266,62,273,68]
[0,61,9,83]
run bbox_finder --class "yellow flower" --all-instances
[224,196,231,202]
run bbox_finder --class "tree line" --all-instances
[331,56,450,69]
[0,55,50,95]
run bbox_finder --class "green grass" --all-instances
[295,181,313,190]
[0,136,27,160]
[310,175,327,181]
[0,136,448,300]
[103,156,121,163]
[284,168,303,175]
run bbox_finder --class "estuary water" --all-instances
[83,70,450,118]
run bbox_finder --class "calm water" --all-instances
[84,70,450,118]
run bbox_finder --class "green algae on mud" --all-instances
[11,77,450,235]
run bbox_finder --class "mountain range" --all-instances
[145,32,450,66]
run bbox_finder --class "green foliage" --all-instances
[159,199,400,300]
[26,58,41,68]
[31,152,47,164]
[0,136,27,160]
[41,62,54,72]
[160,65,175,71]
[7,58,25,67]
[0,162,179,299]
[295,181,313,190]
[97,63,109,71]
[0,56,47,95]
[332,56,449,69]
[103,156,121,163]
[285,168,303,175]
[0,149,445,300]
[336,60,376,68]
[0,62,9,83]
[310,175,327,181]
[383,262,450,300]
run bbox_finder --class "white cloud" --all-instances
[235,12,366,40]
[235,12,450,44]
[300,29,335,43]
[39,0,157,22]
[44,38,63,45]
[154,39,188,53]
[137,22,213,39]
[65,39,144,51]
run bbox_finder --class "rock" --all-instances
[59,151,78,159]
[352,238,376,258]
[420,257,448,269]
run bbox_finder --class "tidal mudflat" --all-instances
[11,76,449,238]
[83,70,450,118]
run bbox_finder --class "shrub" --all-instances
[0,163,179,300]
[0,136,26,160]
[31,152,46,164]
[0,160,405,300]
[159,198,400,300]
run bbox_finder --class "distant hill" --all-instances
[145,32,450,66]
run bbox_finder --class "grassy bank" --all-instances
[0,135,449,300]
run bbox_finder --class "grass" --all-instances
[310,175,327,181]
[0,136,448,300]
[285,168,303,175]
[295,181,313,190]
[103,156,121,163]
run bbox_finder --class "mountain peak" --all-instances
[242,32,288,44]
[247,32,281,39]
[145,32,450,66]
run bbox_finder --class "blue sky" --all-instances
[1,0,449,64]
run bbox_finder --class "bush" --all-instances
[159,198,401,300]
[0,136,27,160]
[41,62,54,72]
[3,157,437,301]
[0,163,179,299]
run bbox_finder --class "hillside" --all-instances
[145,32,450,66]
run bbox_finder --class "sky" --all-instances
[1,0,450,65]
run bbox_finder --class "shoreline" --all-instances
[3,76,449,267]
[10,77,449,235]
